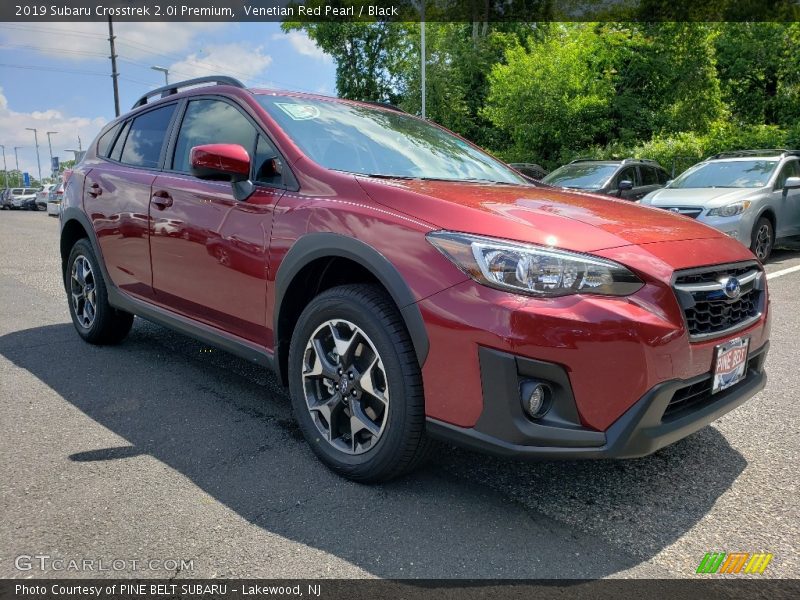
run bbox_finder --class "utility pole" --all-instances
[78,136,82,152]
[0,145,7,189]
[46,131,58,179]
[25,128,42,184]
[108,16,120,117]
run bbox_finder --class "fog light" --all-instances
[521,381,551,419]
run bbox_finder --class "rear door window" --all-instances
[119,104,177,169]
[109,120,131,163]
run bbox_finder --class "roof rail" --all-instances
[709,149,800,160]
[622,157,660,165]
[568,157,603,164]
[132,76,246,109]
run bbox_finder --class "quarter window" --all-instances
[172,99,257,174]
[119,104,177,169]
[96,123,122,158]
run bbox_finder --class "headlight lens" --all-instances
[427,231,643,297]
[707,200,751,217]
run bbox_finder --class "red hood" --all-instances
[358,178,728,253]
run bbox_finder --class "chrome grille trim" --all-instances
[672,261,765,341]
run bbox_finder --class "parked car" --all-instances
[509,162,548,180]
[36,184,56,210]
[9,187,39,209]
[47,178,66,216]
[0,188,11,209]
[542,158,670,200]
[60,77,769,482]
[640,150,800,261]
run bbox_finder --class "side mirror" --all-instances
[617,180,634,191]
[191,144,250,182]
[665,179,673,187]
[190,144,254,201]
[784,176,800,190]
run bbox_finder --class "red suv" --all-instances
[60,77,770,482]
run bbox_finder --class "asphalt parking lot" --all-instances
[0,210,798,579]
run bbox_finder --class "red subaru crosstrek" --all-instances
[60,77,770,482]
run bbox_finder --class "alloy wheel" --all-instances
[754,223,772,261]
[70,255,97,328]
[302,319,389,455]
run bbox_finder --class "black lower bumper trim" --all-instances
[427,342,768,460]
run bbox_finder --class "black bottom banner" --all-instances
[2,579,799,600]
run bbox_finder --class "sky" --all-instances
[0,21,336,181]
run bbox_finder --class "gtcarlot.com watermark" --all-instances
[15,554,195,573]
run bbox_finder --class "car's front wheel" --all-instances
[66,239,134,344]
[750,216,774,262]
[288,284,431,483]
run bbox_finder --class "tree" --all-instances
[483,25,615,164]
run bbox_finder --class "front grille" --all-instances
[660,206,703,219]
[673,263,764,340]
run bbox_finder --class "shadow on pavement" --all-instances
[0,322,747,578]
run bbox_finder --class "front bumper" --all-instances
[427,342,768,459]
[697,213,753,245]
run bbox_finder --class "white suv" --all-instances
[640,150,800,261]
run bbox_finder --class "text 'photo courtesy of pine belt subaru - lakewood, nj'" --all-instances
[59,77,770,482]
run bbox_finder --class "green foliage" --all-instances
[282,19,799,173]
[484,25,615,165]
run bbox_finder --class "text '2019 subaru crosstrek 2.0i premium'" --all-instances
[60,77,770,482]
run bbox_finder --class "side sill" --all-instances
[107,287,274,370]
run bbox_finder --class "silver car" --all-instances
[640,150,800,261]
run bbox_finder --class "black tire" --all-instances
[288,284,431,483]
[66,239,134,345]
[750,216,774,262]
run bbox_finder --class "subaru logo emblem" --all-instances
[669,207,681,213]
[722,277,741,299]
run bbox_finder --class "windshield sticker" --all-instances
[276,103,321,121]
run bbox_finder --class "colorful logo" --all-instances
[696,552,773,574]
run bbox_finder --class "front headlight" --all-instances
[707,200,751,218]
[427,231,643,298]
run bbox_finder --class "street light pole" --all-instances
[0,145,7,189]
[25,128,42,184]
[13,147,22,187]
[46,131,58,179]
[151,65,169,85]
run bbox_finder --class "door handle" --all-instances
[151,190,173,210]
[87,183,102,198]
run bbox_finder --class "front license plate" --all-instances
[712,337,750,394]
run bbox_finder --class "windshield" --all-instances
[542,163,618,189]
[670,160,778,188]
[257,95,526,184]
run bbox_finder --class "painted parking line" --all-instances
[767,264,800,280]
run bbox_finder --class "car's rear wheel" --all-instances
[66,239,134,344]
[750,217,774,262]
[288,284,431,483]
